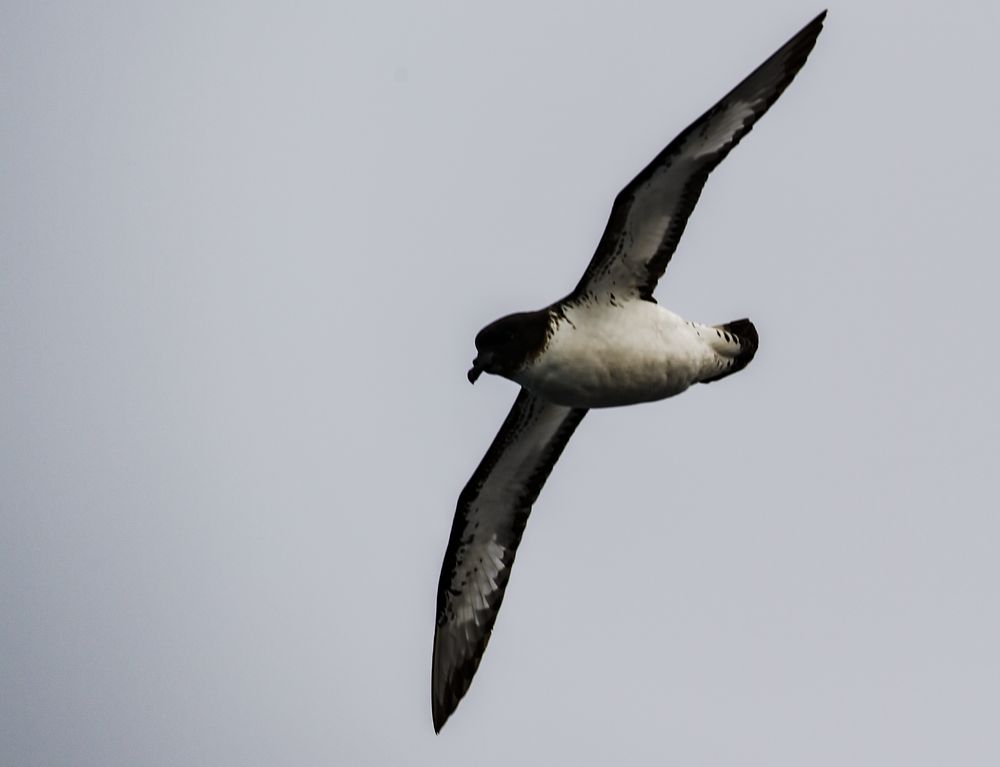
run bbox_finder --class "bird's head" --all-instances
[467,310,550,384]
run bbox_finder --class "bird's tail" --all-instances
[700,318,759,383]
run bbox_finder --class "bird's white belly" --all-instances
[513,302,713,408]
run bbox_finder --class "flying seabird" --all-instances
[432,11,826,732]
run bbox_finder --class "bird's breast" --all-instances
[512,302,711,408]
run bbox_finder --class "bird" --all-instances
[432,11,826,732]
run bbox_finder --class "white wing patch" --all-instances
[453,537,508,626]
[445,400,569,625]
[687,100,757,158]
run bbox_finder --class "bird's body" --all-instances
[431,10,826,732]
[513,301,753,408]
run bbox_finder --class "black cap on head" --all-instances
[467,310,551,383]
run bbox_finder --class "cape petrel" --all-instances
[433,11,826,732]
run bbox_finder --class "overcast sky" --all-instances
[3,1,999,765]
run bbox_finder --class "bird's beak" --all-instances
[467,359,483,384]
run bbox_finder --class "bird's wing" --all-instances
[571,11,825,304]
[432,389,587,732]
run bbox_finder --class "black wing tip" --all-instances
[790,10,828,62]
[431,623,488,735]
[779,10,828,70]
[805,9,827,38]
[430,664,455,734]
[796,10,827,39]
[432,705,448,734]
[430,657,469,734]
[430,629,456,733]
[734,9,827,138]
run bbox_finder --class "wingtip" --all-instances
[802,10,827,37]
[432,700,451,734]
[431,639,455,734]
[795,10,826,40]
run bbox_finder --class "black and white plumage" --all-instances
[433,11,826,732]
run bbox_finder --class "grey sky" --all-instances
[2,1,998,764]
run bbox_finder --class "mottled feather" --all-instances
[432,390,586,731]
[572,11,826,303]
